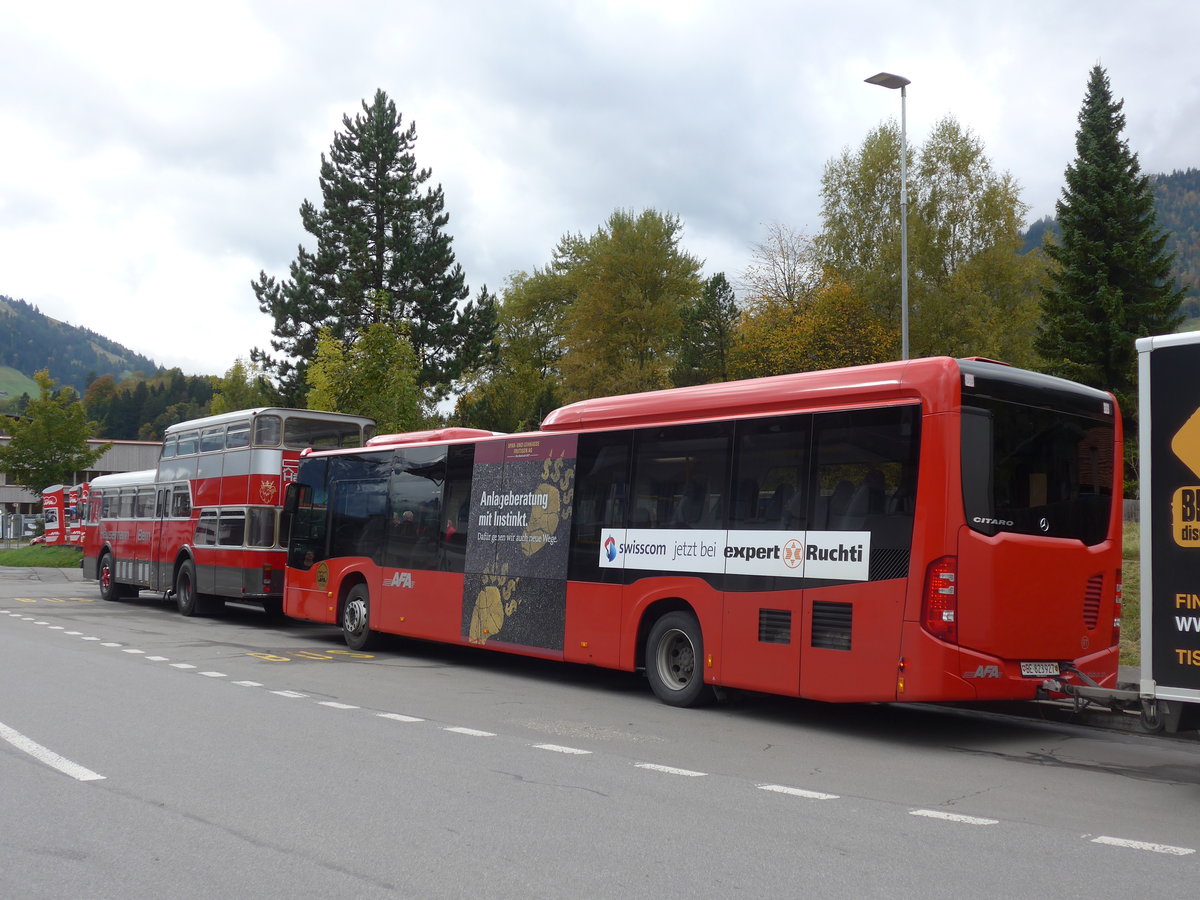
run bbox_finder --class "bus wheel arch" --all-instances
[339,576,378,651]
[640,601,714,708]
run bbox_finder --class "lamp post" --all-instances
[865,71,910,361]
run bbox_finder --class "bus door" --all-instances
[382,444,468,642]
[149,486,171,591]
[795,406,919,701]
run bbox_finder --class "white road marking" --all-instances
[233,681,263,687]
[270,690,308,698]
[636,763,707,777]
[198,672,227,678]
[122,649,145,655]
[443,726,495,737]
[47,626,64,630]
[758,784,839,800]
[81,636,100,641]
[377,713,424,723]
[533,744,592,755]
[318,702,360,710]
[0,720,105,782]
[1091,835,1195,856]
[146,656,170,661]
[100,642,122,648]
[170,663,197,670]
[64,631,82,635]
[33,621,49,625]
[910,809,998,826]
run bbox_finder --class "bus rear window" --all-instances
[961,398,1114,545]
[284,417,364,450]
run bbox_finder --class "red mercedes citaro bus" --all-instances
[83,408,374,616]
[283,358,1122,707]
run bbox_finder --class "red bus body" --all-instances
[82,408,374,613]
[284,358,1122,705]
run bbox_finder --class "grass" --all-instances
[1121,526,1140,667]
[0,544,83,568]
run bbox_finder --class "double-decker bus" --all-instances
[83,408,374,615]
[283,358,1122,707]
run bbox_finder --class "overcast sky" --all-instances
[3,1,1198,377]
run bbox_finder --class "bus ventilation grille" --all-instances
[1083,575,1103,630]
[811,601,852,651]
[758,609,792,644]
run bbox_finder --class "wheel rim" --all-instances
[655,627,696,691]
[344,595,368,638]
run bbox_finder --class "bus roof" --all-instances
[540,357,960,432]
[162,408,375,436]
[87,469,158,490]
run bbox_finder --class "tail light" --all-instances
[922,556,958,643]
[263,563,273,593]
[1113,569,1123,643]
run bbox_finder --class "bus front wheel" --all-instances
[342,584,378,651]
[645,611,713,708]
[98,552,127,601]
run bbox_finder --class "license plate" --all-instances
[1020,661,1060,677]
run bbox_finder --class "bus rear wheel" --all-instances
[645,611,713,707]
[342,584,378,651]
[176,560,217,617]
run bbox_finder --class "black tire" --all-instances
[261,598,285,619]
[175,559,215,617]
[645,611,713,707]
[341,584,378,651]
[98,552,126,601]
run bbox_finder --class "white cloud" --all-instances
[2,0,1198,376]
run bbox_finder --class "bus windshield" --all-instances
[960,365,1115,546]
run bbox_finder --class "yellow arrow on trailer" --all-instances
[1171,407,1200,480]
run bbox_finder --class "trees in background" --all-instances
[817,115,1042,364]
[556,209,703,401]
[209,359,276,416]
[252,89,481,409]
[1037,65,1184,419]
[0,370,108,491]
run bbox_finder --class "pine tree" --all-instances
[1037,65,1184,417]
[252,89,470,406]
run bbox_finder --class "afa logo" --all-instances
[385,571,414,589]
[604,535,618,562]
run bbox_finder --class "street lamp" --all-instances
[865,71,910,361]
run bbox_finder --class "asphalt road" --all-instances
[2,567,1199,898]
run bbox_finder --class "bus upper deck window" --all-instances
[176,431,199,455]
[226,422,251,449]
[201,427,224,453]
[162,436,178,459]
[254,415,282,448]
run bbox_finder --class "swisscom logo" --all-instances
[604,535,618,562]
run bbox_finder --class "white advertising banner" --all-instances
[599,528,871,582]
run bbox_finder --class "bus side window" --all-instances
[195,511,217,545]
[254,415,281,448]
[226,422,251,449]
[171,487,192,518]
[811,405,920,581]
[730,414,809,531]
[630,422,731,533]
